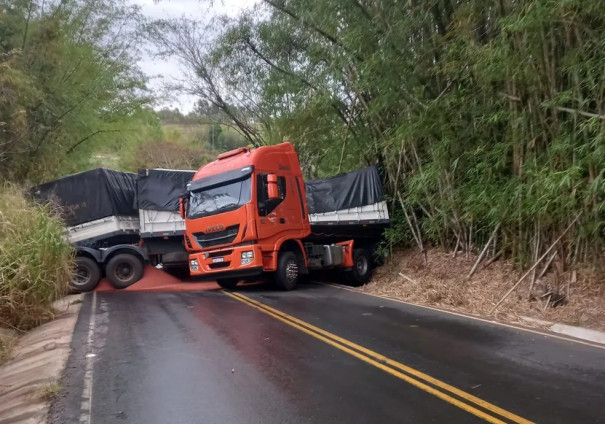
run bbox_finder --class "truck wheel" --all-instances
[274,251,299,291]
[72,257,101,292]
[106,253,144,289]
[217,278,239,290]
[345,248,372,287]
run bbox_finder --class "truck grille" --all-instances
[193,225,239,248]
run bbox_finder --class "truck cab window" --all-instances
[257,174,286,216]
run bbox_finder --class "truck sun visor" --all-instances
[30,169,138,227]
[305,165,384,214]
[137,169,196,211]
[187,166,254,192]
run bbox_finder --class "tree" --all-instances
[0,0,156,182]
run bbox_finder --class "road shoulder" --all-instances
[0,294,82,424]
[363,249,605,336]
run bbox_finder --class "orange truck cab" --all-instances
[181,142,389,290]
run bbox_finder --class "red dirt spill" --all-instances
[95,265,220,292]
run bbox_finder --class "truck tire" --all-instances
[106,253,144,289]
[274,251,299,291]
[72,256,102,292]
[217,278,239,290]
[344,248,372,287]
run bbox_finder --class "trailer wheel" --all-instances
[71,257,102,292]
[344,248,372,287]
[106,253,144,289]
[274,251,299,291]
[217,278,239,290]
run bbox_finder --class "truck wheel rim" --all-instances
[116,264,134,282]
[74,267,90,286]
[356,256,368,275]
[286,260,298,284]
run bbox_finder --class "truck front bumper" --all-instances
[188,244,265,280]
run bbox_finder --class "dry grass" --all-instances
[0,328,17,364]
[36,382,62,401]
[362,248,605,331]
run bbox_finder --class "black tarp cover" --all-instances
[305,165,384,214]
[30,169,137,226]
[137,169,195,211]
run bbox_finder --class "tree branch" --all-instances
[262,0,364,63]
[502,93,605,120]
[66,130,122,154]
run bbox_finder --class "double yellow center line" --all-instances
[224,291,534,424]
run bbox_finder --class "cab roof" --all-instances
[192,142,298,181]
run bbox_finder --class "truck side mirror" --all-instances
[266,174,279,200]
[179,196,187,219]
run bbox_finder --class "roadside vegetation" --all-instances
[0,185,72,333]
[117,108,248,171]
[36,382,62,401]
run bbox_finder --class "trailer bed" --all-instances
[139,210,186,238]
[66,216,139,245]
[309,201,389,225]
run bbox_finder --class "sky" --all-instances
[129,0,253,112]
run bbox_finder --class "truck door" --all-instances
[256,174,288,240]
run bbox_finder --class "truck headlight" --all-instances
[241,251,254,265]
[190,259,199,271]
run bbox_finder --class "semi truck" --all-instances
[31,168,194,292]
[181,142,390,290]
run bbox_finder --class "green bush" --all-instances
[0,185,73,331]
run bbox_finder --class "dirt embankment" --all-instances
[362,248,605,331]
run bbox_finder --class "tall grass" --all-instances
[0,329,16,363]
[0,184,73,331]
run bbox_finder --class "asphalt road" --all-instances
[51,282,605,424]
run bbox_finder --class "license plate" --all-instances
[212,257,224,263]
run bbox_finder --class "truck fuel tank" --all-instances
[306,244,344,269]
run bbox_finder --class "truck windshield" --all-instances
[188,176,252,219]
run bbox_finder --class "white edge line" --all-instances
[316,282,605,351]
[79,291,97,424]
